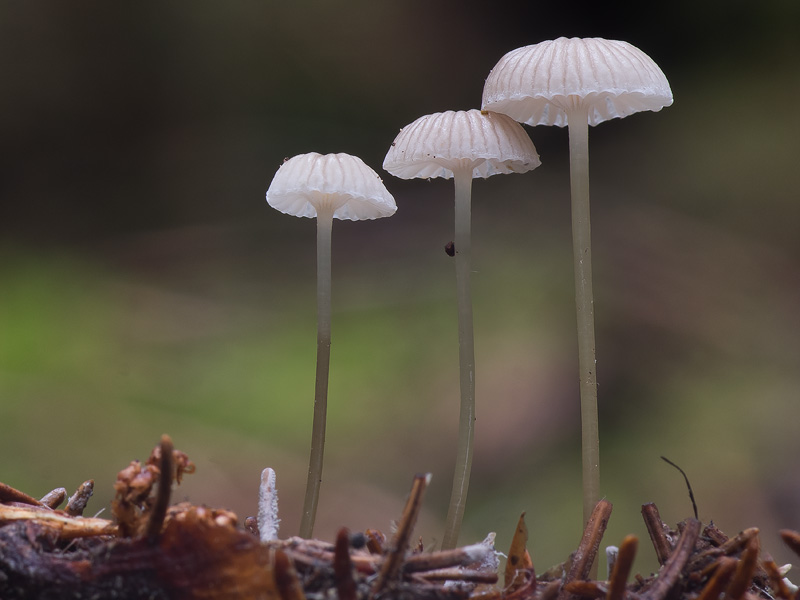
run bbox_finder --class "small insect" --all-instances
[444,241,455,257]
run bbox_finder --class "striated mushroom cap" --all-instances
[266,152,396,220]
[383,109,540,180]
[482,37,673,127]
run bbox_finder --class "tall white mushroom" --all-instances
[482,37,673,528]
[266,152,397,538]
[384,109,540,548]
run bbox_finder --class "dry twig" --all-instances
[724,534,760,600]
[65,480,94,517]
[335,528,358,600]
[641,503,673,566]
[641,518,700,600]
[39,487,67,509]
[696,558,738,600]
[369,473,431,599]
[2,436,798,600]
[558,499,613,600]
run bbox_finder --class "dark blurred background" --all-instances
[2,0,799,575]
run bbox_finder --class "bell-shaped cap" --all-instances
[482,37,673,127]
[383,109,540,180]
[266,152,397,220]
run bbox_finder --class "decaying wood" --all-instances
[1,436,798,600]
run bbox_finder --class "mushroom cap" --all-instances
[383,109,540,180]
[482,37,673,127]
[266,152,396,220]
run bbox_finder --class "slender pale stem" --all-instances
[441,166,476,550]
[299,205,334,539]
[567,102,600,532]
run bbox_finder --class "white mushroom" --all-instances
[482,37,672,526]
[384,109,540,549]
[266,152,396,538]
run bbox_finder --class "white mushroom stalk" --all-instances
[482,37,673,530]
[266,152,396,538]
[384,110,540,549]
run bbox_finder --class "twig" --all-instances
[282,537,495,581]
[641,503,673,565]
[542,580,564,600]
[471,591,503,600]
[690,527,760,575]
[607,535,638,600]
[724,534,760,600]
[780,530,800,559]
[417,568,498,583]
[282,544,381,575]
[719,528,760,557]
[695,557,737,600]
[334,528,357,600]
[39,488,67,509]
[0,503,117,538]
[404,543,493,572]
[558,499,613,600]
[274,548,307,600]
[641,518,700,600]
[65,480,94,516]
[565,580,607,598]
[703,523,729,546]
[369,473,431,600]
[762,556,795,600]
[145,434,174,544]
[0,481,45,507]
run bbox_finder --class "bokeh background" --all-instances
[2,0,799,576]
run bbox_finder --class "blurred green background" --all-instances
[2,0,799,576]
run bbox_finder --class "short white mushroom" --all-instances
[482,37,673,527]
[266,152,396,539]
[383,109,540,549]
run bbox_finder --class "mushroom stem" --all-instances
[442,165,476,550]
[299,204,334,539]
[567,102,600,531]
